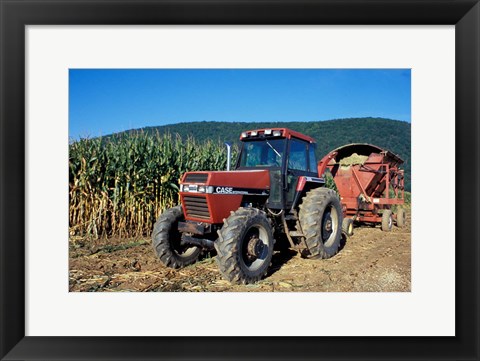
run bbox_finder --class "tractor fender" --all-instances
[291,176,326,211]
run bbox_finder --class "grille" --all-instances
[183,196,211,220]
[184,173,208,184]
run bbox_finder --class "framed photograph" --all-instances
[66,68,412,294]
[1,0,478,360]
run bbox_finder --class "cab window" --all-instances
[239,139,285,168]
[288,139,308,171]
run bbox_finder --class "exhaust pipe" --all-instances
[225,142,232,171]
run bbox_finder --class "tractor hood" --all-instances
[181,170,270,194]
[179,170,270,223]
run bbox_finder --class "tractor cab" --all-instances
[236,128,322,210]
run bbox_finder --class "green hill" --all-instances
[115,117,411,191]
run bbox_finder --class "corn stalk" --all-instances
[69,131,237,239]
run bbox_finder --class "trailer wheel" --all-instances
[299,188,343,259]
[215,208,274,284]
[381,210,393,232]
[152,205,201,269]
[342,218,354,237]
[396,207,406,228]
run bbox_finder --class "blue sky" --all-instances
[69,69,411,139]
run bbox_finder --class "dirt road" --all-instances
[69,214,410,292]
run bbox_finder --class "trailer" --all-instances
[318,143,406,234]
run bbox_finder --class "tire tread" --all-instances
[152,205,201,269]
[215,208,273,284]
[299,188,343,259]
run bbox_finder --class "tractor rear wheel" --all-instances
[396,207,406,228]
[215,208,274,284]
[152,205,201,268]
[342,217,354,237]
[381,210,393,232]
[299,188,343,259]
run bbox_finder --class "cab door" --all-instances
[284,138,318,209]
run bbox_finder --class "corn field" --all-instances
[69,132,237,239]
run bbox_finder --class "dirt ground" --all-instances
[69,212,410,292]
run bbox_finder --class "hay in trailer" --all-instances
[338,153,369,167]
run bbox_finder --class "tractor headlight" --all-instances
[198,185,214,193]
[273,130,282,137]
[264,129,272,135]
[241,132,248,138]
[250,131,258,136]
[181,184,213,193]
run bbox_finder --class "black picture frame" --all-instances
[1,1,478,360]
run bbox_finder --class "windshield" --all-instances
[238,139,285,168]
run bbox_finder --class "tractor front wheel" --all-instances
[299,187,343,259]
[215,208,274,284]
[152,205,201,268]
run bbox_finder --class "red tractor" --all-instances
[152,128,344,284]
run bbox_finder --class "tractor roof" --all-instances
[241,128,315,143]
